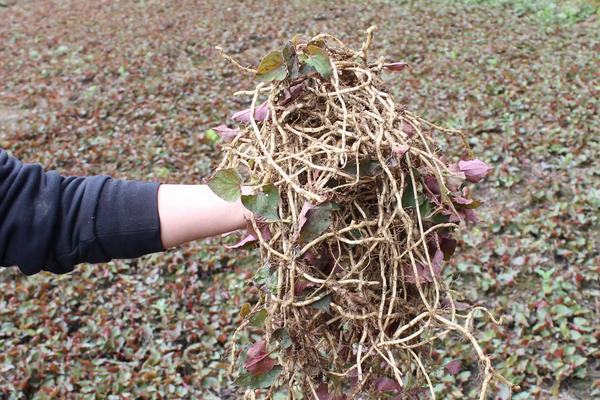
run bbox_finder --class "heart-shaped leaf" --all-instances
[213,124,240,142]
[283,41,299,80]
[204,128,220,146]
[308,39,326,48]
[239,303,251,318]
[250,309,268,328]
[256,51,287,82]
[384,62,409,72]
[298,202,339,243]
[297,201,314,233]
[235,366,282,389]
[393,144,410,157]
[241,184,280,221]
[440,237,457,260]
[342,159,381,178]
[458,159,492,183]
[208,169,242,202]
[305,45,332,79]
[376,377,402,392]
[253,265,278,294]
[445,360,461,375]
[272,328,293,349]
[309,294,332,312]
[225,233,258,249]
[232,101,270,123]
[279,83,305,106]
[401,175,416,208]
[243,340,274,376]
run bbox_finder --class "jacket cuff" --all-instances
[95,179,164,260]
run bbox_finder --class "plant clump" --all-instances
[208,27,509,399]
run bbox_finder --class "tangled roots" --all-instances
[214,27,510,399]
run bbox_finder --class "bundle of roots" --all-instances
[210,27,509,399]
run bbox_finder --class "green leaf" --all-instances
[432,213,450,225]
[256,51,287,82]
[298,202,339,243]
[342,159,381,178]
[418,196,433,219]
[253,265,278,294]
[299,62,317,76]
[551,304,572,319]
[235,366,282,389]
[272,328,292,349]
[307,39,326,48]
[204,128,220,146]
[241,184,280,221]
[250,309,268,328]
[297,52,316,76]
[237,347,249,375]
[305,45,332,79]
[208,169,242,202]
[309,295,332,312]
[456,199,481,210]
[282,42,299,80]
[402,175,416,208]
[239,303,251,319]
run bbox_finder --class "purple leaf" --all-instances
[445,207,479,224]
[452,195,473,205]
[446,170,466,191]
[458,159,492,183]
[279,83,305,106]
[314,383,346,400]
[246,220,273,241]
[244,340,275,376]
[393,144,410,157]
[232,101,270,123]
[225,234,257,249]
[298,201,314,232]
[298,202,339,243]
[462,208,479,223]
[315,383,332,400]
[213,124,240,142]
[431,249,444,275]
[384,62,409,72]
[294,279,316,294]
[303,245,335,274]
[403,250,443,284]
[445,360,461,375]
[402,264,424,284]
[227,222,272,249]
[258,223,273,241]
[403,265,430,284]
[347,369,359,386]
[439,237,457,260]
[424,175,440,194]
[376,377,402,393]
[441,297,470,310]
[400,120,416,137]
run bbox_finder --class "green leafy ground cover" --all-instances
[0,0,598,398]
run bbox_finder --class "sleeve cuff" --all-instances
[95,179,164,260]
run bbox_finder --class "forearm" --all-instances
[0,149,163,274]
[157,184,250,248]
[0,148,250,274]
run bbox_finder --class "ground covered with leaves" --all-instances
[0,0,598,399]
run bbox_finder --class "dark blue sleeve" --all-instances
[0,149,164,275]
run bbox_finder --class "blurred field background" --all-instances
[0,0,598,398]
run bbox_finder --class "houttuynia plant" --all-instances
[208,27,509,400]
